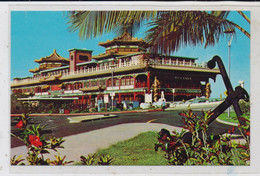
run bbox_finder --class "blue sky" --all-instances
[11,11,250,98]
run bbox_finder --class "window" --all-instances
[121,79,125,86]
[84,81,89,87]
[99,80,105,86]
[91,80,97,87]
[130,78,134,85]
[126,78,129,85]
[116,79,119,86]
[79,55,89,61]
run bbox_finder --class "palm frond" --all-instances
[146,11,236,54]
[67,11,157,39]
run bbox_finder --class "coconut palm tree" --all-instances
[67,11,156,39]
[67,11,250,55]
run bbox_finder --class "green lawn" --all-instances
[94,132,169,165]
[75,130,250,166]
[218,112,239,124]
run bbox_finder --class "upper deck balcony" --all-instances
[11,57,220,88]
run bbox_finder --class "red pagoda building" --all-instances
[11,32,220,110]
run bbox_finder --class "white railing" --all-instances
[34,92,49,96]
[12,58,209,85]
[150,58,208,68]
[107,86,120,90]
[120,85,134,90]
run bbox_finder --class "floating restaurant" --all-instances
[11,32,220,110]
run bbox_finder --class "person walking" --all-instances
[162,99,166,111]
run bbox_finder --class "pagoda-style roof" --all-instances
[34,49,69,64]
[29,67,40,73]
[92,52,140,60]
[98,32,149,48]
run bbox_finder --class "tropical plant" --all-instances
[67,10,250,55]
[79,154,113,165]
[155,110,250,165]
[98,155,114,165]
[238,99,250,115]
[10,155,25,165]
[11,93,30,114]
[11,113,73,165]
[80,154,96,165]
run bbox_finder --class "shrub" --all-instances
[11,113,113,166]
[239,99,250,115]
[155,110,250,165]
[11,113,73,165]
[70,109,81,114]
[80,154,113,165]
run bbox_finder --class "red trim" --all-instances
[134,76,136,88]
[74,51,77,72]
[119,78,121,90]
[147,72,150,94]
[134,92,136,101]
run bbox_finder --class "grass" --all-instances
[93,132,169,165]
[218,112,239,124]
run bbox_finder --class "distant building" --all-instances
[11,32,220,109]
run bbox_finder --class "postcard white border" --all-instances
[1,1,260,175]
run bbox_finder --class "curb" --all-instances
[11,109,164,117]
[216,117,239,126]
[68,114,118,123]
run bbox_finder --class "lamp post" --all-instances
[224,28,235,118]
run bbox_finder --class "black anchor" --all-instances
[181,55,249,144]
[206,55,249,126]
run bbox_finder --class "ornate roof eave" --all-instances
[29,68,40,73]
[98,31,149,48]
[39,73,62,83]
[92,52,126,60]
[92,51,141,60]
[34,49,69,63]
[99,40,147,47]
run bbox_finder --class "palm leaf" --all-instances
[67,11,156,39]
[67,10,250,54]
[146,11,237,54]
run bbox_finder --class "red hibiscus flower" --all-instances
[15,120,23,128]
[238,145,247,149]
[28,135,42,147]
[244,131,250,136]
[228,127,235,134]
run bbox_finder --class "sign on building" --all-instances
[145,93,152,103]
[104,94,109,103]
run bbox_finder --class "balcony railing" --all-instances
[11,58,210,86]
[149,58,208,68]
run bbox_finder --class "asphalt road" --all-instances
[11,110,238,148]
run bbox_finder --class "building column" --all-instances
[119,77,121,90]
[88,95,92,107]
[133,76,136,88]
[119,93,121,103]
[81,96,84,105]
[106,79,108,87]
[147,71,151,94]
